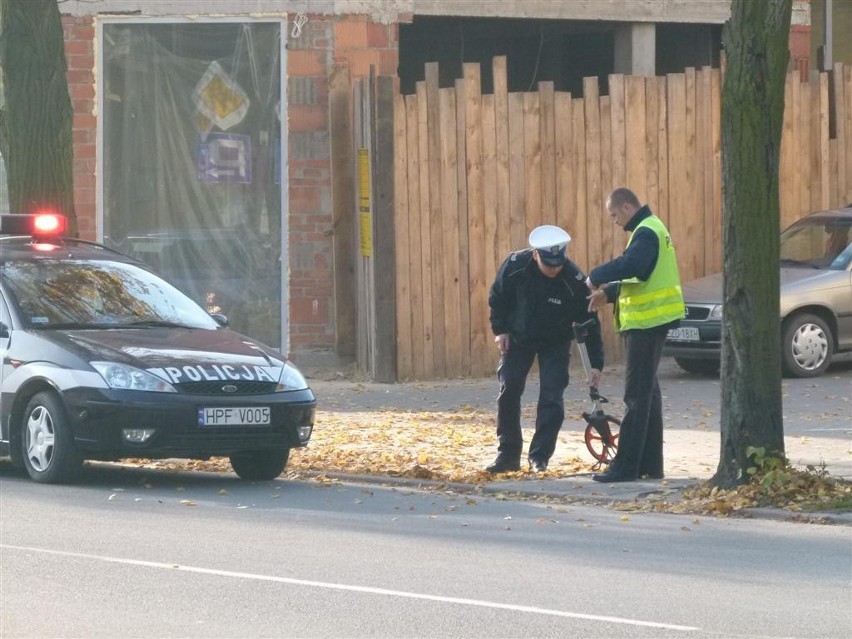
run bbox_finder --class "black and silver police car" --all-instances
[0,213,315,483]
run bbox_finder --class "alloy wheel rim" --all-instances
[26,406,55,472]
[791,323,828,371]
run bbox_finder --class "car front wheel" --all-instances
[21,391,83,483]
[782,313,833,378]
[229,448,290,480]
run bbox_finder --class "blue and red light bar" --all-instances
[0,212,68,238]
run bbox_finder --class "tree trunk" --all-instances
[0,0,75,233]
[714,0,792,488]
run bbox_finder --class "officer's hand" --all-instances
[585,276,598,291]
[589,368,602,389]
[495,334,510,354]
[587,289,606,312]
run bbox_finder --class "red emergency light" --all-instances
[0,212,68,238]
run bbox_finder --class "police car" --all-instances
[0,213,315,483]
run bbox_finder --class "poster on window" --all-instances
[196,133,252,183]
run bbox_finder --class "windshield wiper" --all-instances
[118,319,194,329]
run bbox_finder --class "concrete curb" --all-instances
[295,470,852,525]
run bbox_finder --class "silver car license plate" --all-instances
[198,406,271,426]
[667,327,700,342]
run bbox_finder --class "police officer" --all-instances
[586,187,685,482]
[486,225,604,474]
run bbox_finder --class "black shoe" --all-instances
[528,457,548,473]
[592,469,638,483]
[485,455,521,474]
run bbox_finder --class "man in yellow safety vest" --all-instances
[586,187,685,482]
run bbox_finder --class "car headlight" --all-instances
[709,304,723,320]
[276,362,308,391]
[91,362,177,392]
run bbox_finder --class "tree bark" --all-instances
[714,0,792,488]
[0,0,75,233]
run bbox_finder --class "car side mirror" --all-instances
[210,313,229,327]
[0,322,9,339]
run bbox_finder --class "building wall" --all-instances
[60,10,398,355]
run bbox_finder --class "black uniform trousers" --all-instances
[495,339,570,462]
[608,325,668,478]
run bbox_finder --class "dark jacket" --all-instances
[488,249,604,369]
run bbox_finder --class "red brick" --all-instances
[341,50,382,79]
[67,69,93,84]
[64,39,92,56]
[335,20,369,48]
[288,49,326,77]
[67,53,94,70]
[366,23,389,48]
[287,104,328,132]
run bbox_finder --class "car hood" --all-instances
[41,328,286,385]
[681,268,847,304]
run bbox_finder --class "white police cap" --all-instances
[528,225,571,266]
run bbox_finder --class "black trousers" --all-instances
[495,339,570,462]
[608,325,668,478]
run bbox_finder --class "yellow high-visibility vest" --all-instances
[616,216,686,331]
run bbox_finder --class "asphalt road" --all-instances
[1,463,850,638]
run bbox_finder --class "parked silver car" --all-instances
[663,206,852,378]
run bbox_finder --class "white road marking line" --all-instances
[2,543,698,632]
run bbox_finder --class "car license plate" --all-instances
[667,327,700,342]
[198,406,270,427]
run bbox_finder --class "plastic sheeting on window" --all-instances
[101,22,283,349]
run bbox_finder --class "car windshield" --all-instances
[780,215,852,270]
[1,259,219,330]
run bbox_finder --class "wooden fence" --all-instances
[388,58,852,381]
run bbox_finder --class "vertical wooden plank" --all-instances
[608,74,627,256]
[583,77,602,276]
[833,63,847,207]
[779,73,796,226]
[493,57,512,271]
[709,70,722,274]
[814,72,830,212]
[666,73,687,277]
[416,81,435,377]
[523,92,542,234]
[655,77,671,228]
[425,64,446,378]
[644,77,659,213]
[845,66,852,204]
[482,96,499,282]
[799,73,812,218]
[684,67,702,281]
[464,63,488,376]
[539,81,557,225]
[624,76,647,202]
[372,76,397,382]
[455,78,471,375]
[608,74,627,189]
[555,92,575,239]
[404,94,425,379]
[393,94,412,380]
[508,92,526,252]
[439,87,462,378]
[697,67,713,278]
[328,66,357,358]
[572,97,588,272]
[599,95,614,266]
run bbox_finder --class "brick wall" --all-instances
[286,14,398,353]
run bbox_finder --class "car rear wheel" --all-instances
[674,357,720,375]
[230,448,290,480]
[782,313,833,378]
[21,391,83,483]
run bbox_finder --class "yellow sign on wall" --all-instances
[357,148,372,257]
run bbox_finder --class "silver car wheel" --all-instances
[790,322,829,371]
[26,406,55,472]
